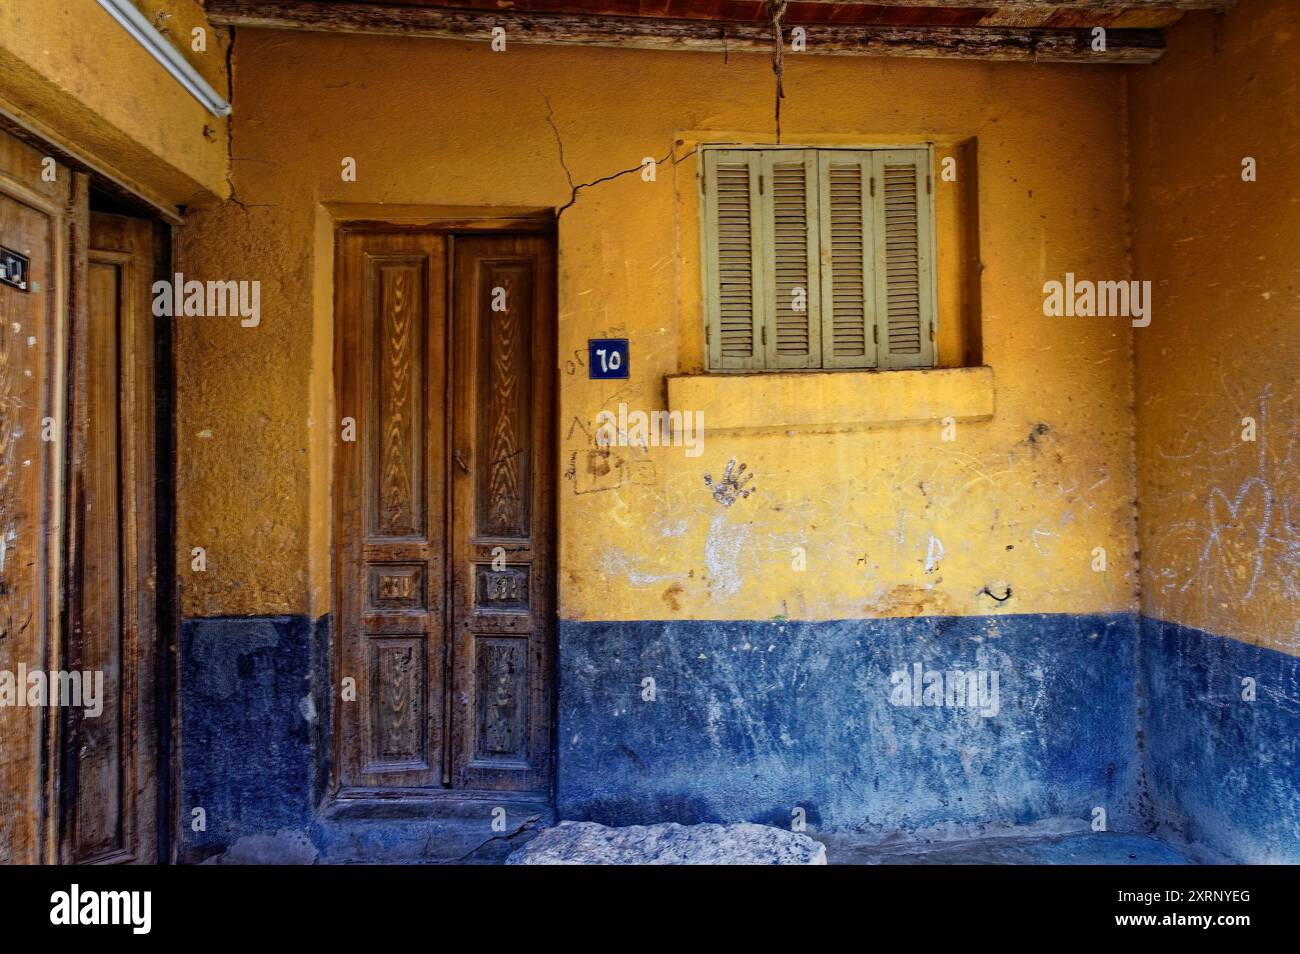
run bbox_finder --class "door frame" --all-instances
[0,154,73,865]
[325,207,557,814]
[0,116,176,864]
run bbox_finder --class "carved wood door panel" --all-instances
[335,227,553,798]
[449,235,554,793]
[337,230,449,790]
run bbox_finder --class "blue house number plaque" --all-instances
[588,338,629,379]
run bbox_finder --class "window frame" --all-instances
[699,143,938,373]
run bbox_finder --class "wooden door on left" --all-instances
[58,211,161,864]
[0,135,68,865]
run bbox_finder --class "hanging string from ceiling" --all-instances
[767,0,789,143]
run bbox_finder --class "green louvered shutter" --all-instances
[760,150,821,369]
[872,149,936,369]
[704,146,935,372]
[703,149,764,369]
[818,151,877,369]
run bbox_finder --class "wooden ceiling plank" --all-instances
[974,9,1057,26]
[772,0,1227,8]
[1043,9,1121,26]
[206,0,1167,62]
[1108,9,1187,27]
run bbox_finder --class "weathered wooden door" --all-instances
[0,135,68,865]
[58,212,161,864]
[335,227,554,801]
[448,235,555,793]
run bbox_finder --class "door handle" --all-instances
[454,449,470,473]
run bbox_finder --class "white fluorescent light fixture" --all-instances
[96,0,232,118]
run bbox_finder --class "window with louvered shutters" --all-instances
[702,145,935,372]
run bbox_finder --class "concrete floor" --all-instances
[478,826,1195,865]
[480,826,1197,865]
[819,831,1192,865]
[272,817,1196,864]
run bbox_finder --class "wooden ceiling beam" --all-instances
[206,1,1165,63]
[794,0,1230,8]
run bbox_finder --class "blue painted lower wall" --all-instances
[557,613,1143,837]
[180,615,330,862]
[1139,616,1300,864]
[178,610,1299,862]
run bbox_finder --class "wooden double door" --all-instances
[334,228,555,800]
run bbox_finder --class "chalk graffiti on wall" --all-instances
[1147,385,1300,648]
[564,415,657,496]
[563,392,1135,619]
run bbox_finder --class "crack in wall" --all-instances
[222,26,275,213]
[544,94,696,218]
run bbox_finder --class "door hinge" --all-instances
[758,174,764,196]
[705,324,711,345]
[927,174,932,195]
[873,324,878,344]
[869,176,875,197]
[761,325,767,346]
[929,323,935,341]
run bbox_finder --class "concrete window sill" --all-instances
[665,365,994,432]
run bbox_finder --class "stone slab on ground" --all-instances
[506,821,828,865]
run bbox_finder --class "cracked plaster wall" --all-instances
[177,29,1138,625]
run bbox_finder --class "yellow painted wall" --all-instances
[177,30,1140,622]
[1131,0,1300,655]
[0,0,228,209]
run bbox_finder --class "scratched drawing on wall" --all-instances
[1147,385,1299,647]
